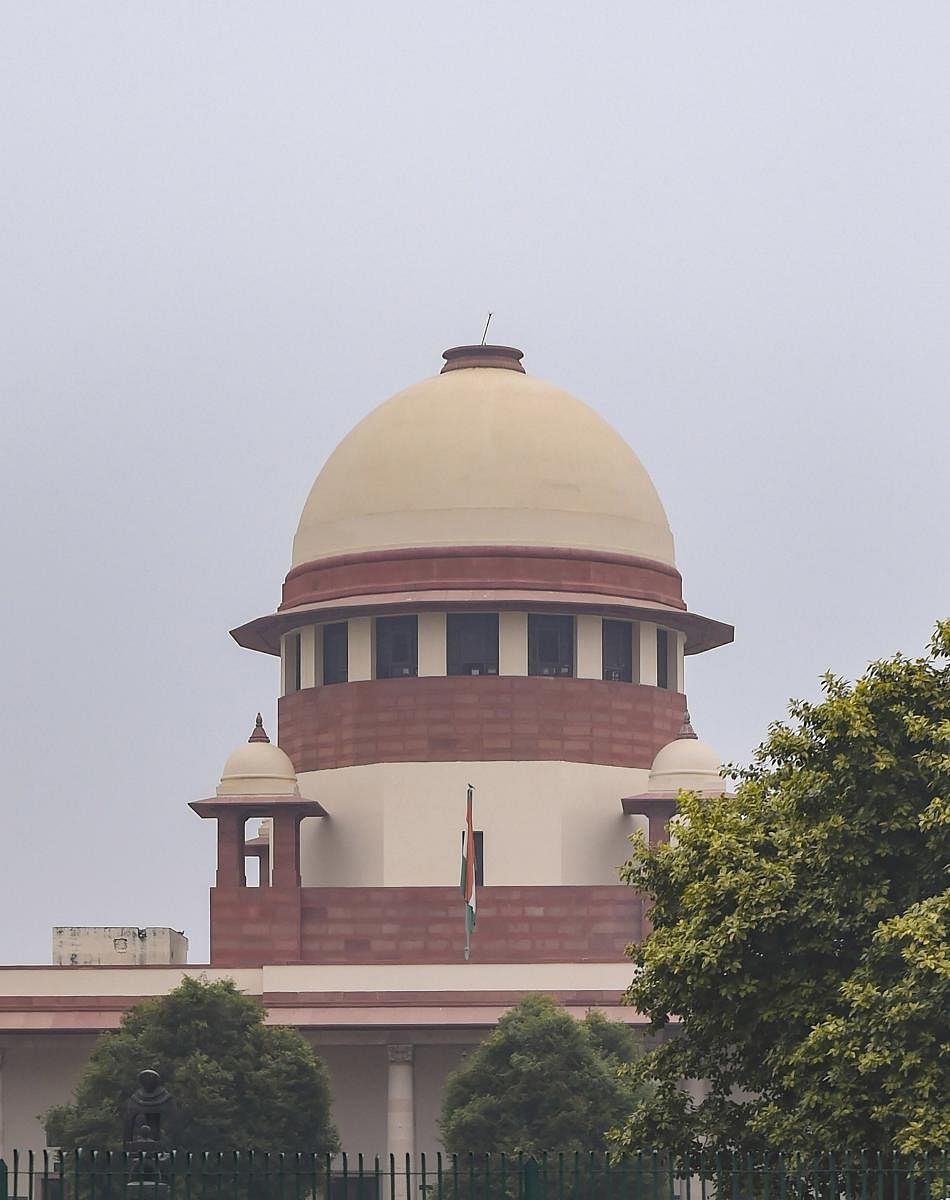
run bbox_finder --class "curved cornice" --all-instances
[281,545,684,611]
[230,545,733,658]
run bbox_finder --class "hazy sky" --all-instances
[1,3,948,964]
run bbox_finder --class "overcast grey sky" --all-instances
[1,3,947,964]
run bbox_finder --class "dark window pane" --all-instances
[528,614,574,677]
[323,622,348,685]
[447,613,499,676]
[656,628,670,689]
[462,829,485,886]
[285,633,301,693]
[376,615,418,679]
[603,619,633,682]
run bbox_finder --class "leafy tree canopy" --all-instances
[614,622,950,1156]
[44,976,339,1154]
[439,994,646,1153]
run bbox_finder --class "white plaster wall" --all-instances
[0,1033,97,1154]
[305,1030,491,1155]
[52,928,188,967]
[298,760,649,887]
[301,787,385,887]
[412,1042,474,1152]
[263,961,636,993]
[306,1041,388,1153]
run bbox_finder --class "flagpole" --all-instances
[463,784,474,961]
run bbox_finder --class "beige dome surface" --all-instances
[649,733,723,795]
[217,741,299,797]
[292,366,675,567]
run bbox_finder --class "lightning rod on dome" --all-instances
[480,312,493,345]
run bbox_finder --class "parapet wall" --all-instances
[209,884,643,967]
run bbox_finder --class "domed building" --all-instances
[0,342,732,1159]
[194,343,732,973]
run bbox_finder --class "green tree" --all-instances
[44,976,339,1153]
[439,994,646,1154]
[612,622,950,1156]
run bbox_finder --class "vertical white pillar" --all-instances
[675,631,685,693]
[314,625,325,688]
[638,622,658,686]
[499,612,528,676]
[0,1049,5,1164]
[417,613,446,677]
[279,634,288,695]
[575,615,602,680]
[299,626,316,689]
[387,1043,414,1193]
[631,621,642,682]
[349,617,374,681]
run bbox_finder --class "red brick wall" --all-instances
[210,886,303,965]
[279,676,686,772]
[209,884,644,967]
[281,545,685,612]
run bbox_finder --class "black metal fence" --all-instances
[1,1151,946,1200]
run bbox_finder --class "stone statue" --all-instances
[124,1069,177,1148]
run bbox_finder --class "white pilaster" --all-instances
[499,612,528,676]
[417,613,446,677]
[638,622,658,686]
[576,615,602,680]
[387,1043,414,1188]
[675,631,685,693]
[300,626,316,689]
[349,617,373,681]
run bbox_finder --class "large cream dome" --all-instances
[292,349,675,568]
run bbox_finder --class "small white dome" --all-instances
[217,715,300,797]
[649,714,723,795]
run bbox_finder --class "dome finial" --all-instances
[441,344,525,373]
[676,710,699,740]
[248,713,270,744]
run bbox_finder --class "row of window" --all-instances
[285,614,679,692]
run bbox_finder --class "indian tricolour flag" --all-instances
[460,784,476,959]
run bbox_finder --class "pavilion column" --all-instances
[215,811,246,888]
[257,843,271,886]
[271,812,302,889]
[246,844,271,887]
[647,805,677,846]
[387,1043,414,1193]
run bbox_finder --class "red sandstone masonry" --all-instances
[209,884,644,967]
[280,546,685,612]
[279,676,685,772]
